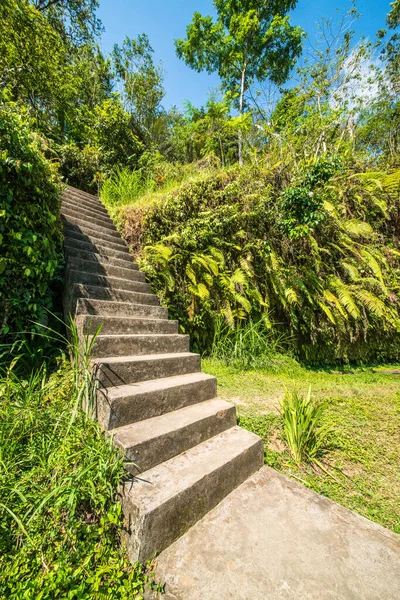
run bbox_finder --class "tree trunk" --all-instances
[238,60,247,167]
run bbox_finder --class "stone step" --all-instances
[62,197,110,219]
[63,187,105,209]
[92,333,190,358]
[93,352,201,390]
[66,268,147,288]
[75,298,168,319]
[67,285,157,316]
[65,185,100,202]
[63,214,120,238]
[112,398,236,474]
[65,246,138,271]
[76,314,178,336]
[64,226,128,250]
[67,256,140,281]
[61,203,114,226]
[64,237,131,259]
[61,205,116,228]
[96,371,215,429]
[121,426,264,562]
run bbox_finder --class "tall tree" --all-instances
[33,0,102,46]
[112,34,165,141]
[175,0,303,165]
[378,0,400,92]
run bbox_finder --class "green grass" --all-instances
[0,352,162,598]
[203,357,400,534]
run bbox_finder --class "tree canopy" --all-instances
[175,0,304,163]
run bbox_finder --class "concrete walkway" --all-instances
[153,467,400,600]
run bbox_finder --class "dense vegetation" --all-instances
[0,342,161,598]
[1,0,399,360]
[0,99,63,338]
[117,161,400,364]
[104,4,400,365]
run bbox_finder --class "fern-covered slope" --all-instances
[106,162,400,364]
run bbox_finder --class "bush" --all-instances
[0,99,63,339]
[58,98,143,193]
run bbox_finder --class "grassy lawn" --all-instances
[203,357,400,534]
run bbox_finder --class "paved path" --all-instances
[153,467,400,600]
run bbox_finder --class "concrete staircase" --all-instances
[61,185,264,562]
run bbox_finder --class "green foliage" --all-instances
[101,166,152,208]
[112,34,165,140]
[34,0,102,47]
[280,386,331,466]
[210,318,288,370]
[0,99,63,338]
[121,161,400,364]
[175,0,304,162]
[0,0,68,121]
[58,97,142,191]
[175,0,303,92]
[0,328,162,598]
[281,157,341,236]
[378,0,400,94]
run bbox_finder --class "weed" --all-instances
[209,318,289,370]
[101,166,154,207]
[280,386,331,466]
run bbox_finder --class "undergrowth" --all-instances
[0,331,162,598]
[209,318,290,371]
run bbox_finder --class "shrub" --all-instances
[0,99,63,339]
[280,386,331,466]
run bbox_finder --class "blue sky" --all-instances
[97,1,390,109]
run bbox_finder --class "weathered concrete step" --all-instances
[64,226,128,251]
[61,204,114,227]
[92,333,190,358]
[67,256,140,280]
[65,247,138,271]
[64,237,131,259]
[75,298,168,319]
[121,426,264,562]
[63,187,105,210]
[69,285,157,313]
[62,204,114,228]
[96,370,216,429]
[64,185,100,202]
[67,268,147,288]
[63,214,120,239]
[62,198,110,219]
[93,352,201,390]
[112,398,236,474]
[76,314,178,336]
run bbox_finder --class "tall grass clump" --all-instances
[0,322,161,598]
[101,166,154,207]
[209,319,289,370]
[280,386,331,466]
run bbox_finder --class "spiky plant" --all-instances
[280,386,332,466]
